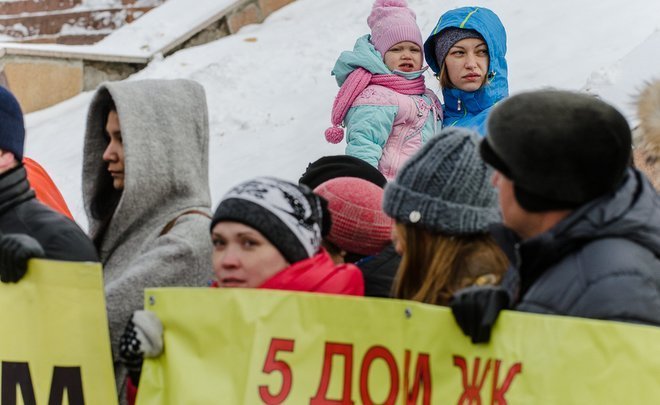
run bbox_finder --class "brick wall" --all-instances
[226,0,295,34]
[0,0,162,45]
[0,0,299,113]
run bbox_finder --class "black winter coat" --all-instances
[357,244,400,298]
[0,165,98,262]
[501,169,660,325]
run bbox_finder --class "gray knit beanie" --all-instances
[211,177,324,264]
[433,28,484,70]
[383,127,500,234]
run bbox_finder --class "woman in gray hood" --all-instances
[82,78,213,402]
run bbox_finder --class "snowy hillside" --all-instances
[23,0,660,229]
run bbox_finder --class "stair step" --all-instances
[0,6,153,40]
[0,0,82,15]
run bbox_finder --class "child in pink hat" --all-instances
[325,0,443,181]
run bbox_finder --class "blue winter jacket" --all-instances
[331,35,441,173]
[424,7,508,135]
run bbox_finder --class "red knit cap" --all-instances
[314,177,393,256]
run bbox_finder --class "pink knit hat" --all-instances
[314,177,393,256]
[367,0,423,58]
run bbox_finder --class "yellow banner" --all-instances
[137,288,660,404]
[0,259,117,405]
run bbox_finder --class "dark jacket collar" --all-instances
[494,169,660,301]
[0,164,36,216]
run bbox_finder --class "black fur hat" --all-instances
[481,89,632,212]
[299,155,387,190]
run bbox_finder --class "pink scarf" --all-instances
[325,67,427,143]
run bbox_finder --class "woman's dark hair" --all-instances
[90,169,121,249]
[90,96,122,248]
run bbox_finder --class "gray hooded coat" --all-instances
[82,79,213,397]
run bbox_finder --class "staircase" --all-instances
[0,0,296,113]
[0,0,163,45]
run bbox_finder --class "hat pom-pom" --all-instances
[373,0,408,7]
[325,127,344,144]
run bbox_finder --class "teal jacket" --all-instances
[424,7,508,135]
[331,35,442,179]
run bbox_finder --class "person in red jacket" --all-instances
[119,177,364,404]
[209,176,364,295]
[23,157,74,220]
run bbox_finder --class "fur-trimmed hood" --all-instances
[633,79,660,190]
[637,80,660,156]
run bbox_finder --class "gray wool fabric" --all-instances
[433,27,484,68]
[82,79,213,401]
[383,127,499,234]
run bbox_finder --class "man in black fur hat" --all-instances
[452,89,660,343]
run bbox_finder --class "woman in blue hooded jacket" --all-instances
[424,7,508,135]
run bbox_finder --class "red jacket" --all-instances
[23,157,74,220]
[260,249,364,295]
[210,249,364,295]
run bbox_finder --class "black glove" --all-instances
[119,310,163,384]
[450,285,510,344]
[0,233,45,283]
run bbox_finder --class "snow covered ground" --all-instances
[20,0,660,229]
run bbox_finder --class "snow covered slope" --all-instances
[24,0,660,228]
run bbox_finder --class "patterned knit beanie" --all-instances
[433,27,484,70]
[383,127,499,234]
[211,177,325,264]
[0,86,25,161]
[367,0,423,58]
[314,177,393,256]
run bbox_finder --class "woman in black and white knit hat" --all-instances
[209,176,364,294]
[119,177,363,404]
[383,127,508,306]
